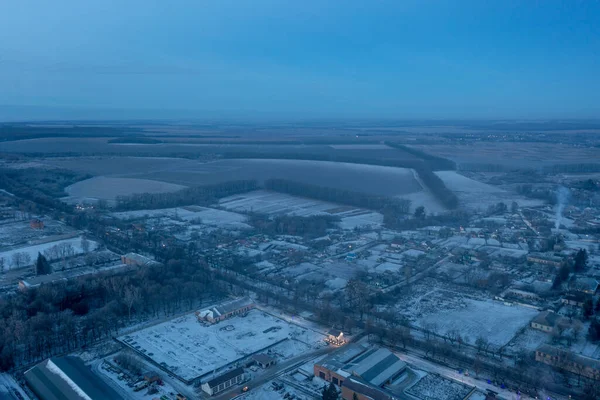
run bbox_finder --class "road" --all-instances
[0,373,30,400]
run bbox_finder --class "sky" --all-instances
[0,0,599,120]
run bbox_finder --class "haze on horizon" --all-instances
[0,0,599,121]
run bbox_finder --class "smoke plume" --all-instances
[554,186,570,229]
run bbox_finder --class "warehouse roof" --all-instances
[24,356,121,400]
[205,367,244,388]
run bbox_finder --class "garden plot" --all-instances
[118,309,325,382]
[111,206,250,230]
[406,374,473,400]
[0,236,98,270]
[219,190,384,229]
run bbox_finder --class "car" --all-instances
[241,386,249,393]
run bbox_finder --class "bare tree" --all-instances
[0,257,4,273]
[11,252,31,269]
[81,237,90,253]
[123,286,142,321]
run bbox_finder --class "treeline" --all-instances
[114,180,258,210]
[221,151,428,170]
[249,214,339,238]
[0,261,221,371]
[0,125,130,142]
[107,137,164,144]
[384,142,456,170]
[0,168,86,212]
[543,164,600,173]
[415,167,459,209]
[264,179,411,214]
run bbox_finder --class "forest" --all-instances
[114,180,259,210]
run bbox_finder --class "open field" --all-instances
[138,159,422,197]
[117,309,325,382]
[64,176,186,202]
[0,138,422,163]
[417,297,538,347]
[219,190,384,229]
[434,171,545,212]
[41,156,199,176]
[414,143,600,168]
[0,236,98,270]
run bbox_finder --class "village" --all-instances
[0,167,599,400]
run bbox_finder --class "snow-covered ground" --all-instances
[219,190,384,230]
[417,298,538,347]
[64,176,186,202]
[434,171,545,212]
[111,206,251,230]
[0,236,98,270]
[118,310,326,382]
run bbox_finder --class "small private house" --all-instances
[531,311,561,333]
[561,292,590,308]
[30,218,44,229]
[201,367,245,396]
[536,345,600,379]
[196,297,255,324]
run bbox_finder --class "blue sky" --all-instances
[0,0,598,120]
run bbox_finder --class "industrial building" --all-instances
[121,252,162,267]
[196,297,255,324]
[24,356,121,400]
[201,367,245,396]
[341,376,398,400]
[314,345,406,389]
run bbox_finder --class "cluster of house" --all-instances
[314,344,406,400]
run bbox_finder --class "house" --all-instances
[200,367,245,396]
[561,292,590,308]
[196,297,255,324]
[30,218,44,229]
[535,345,600,379]
[326,329,346,346]
[121,252,161,267]
[252,353,276,369]
[390,240,402,249]
[341,376,397,400]
[24,356,121,400]
[531,311,561,333]
[569,277,599,294]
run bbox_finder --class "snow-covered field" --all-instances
[0,219,73,248]
[118,310,325,382]
[434,171,545,212]
[220,190,384,230]
[417,298,538,347]
[65,176,186,202]
[0,236,98,270]
[111,206,251,230]
[406,374,473,400]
